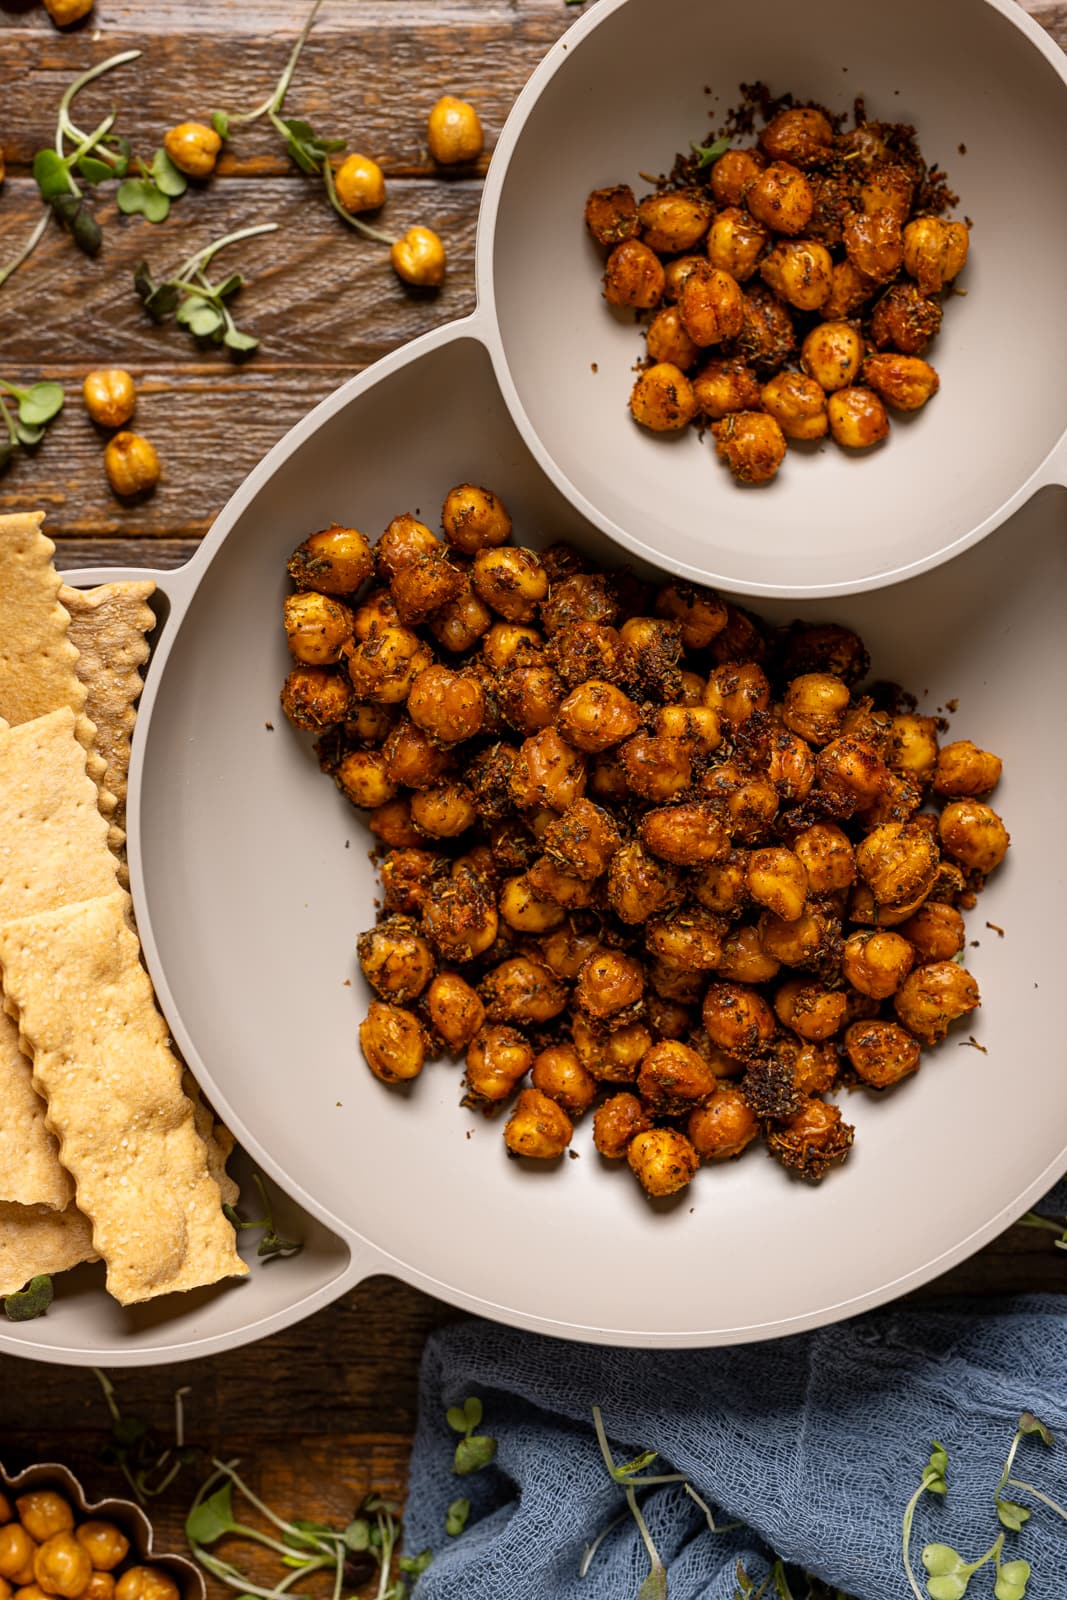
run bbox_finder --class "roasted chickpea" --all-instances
[821,259,876,320]
[482,623,542,673]
[280,666,350,731]
[390,549,465,625]
[627,1128,699,1198]
[734,285,797,371]
[780,673,847,747]
[860,348,943,415]
[938,800,1010,876]
[482,956,567,1025]
[766,1099,854,1180]
[897,901,965,963]
[503,1087,573,1159]
[593,1092,653,1158]
[542,799,621,879]
[902,216,969,294]
[410,781,477,839]
[42,0,94,23]
[656,704,722,753]
[845,1019,921,1087]
[0,1530,34,1585]
[422,873,499,959]
[15,1503,72,1548]
[882,714,938,784]
[540,924,603,980]
[619,733,692,803]
[860,162,915,222]
[573,1015,651,1082]
[679,263,744,346]
[113,1573,177,1600]
[332,152,386,214]
[288,524,374,594]
[406,665,485,744]
[377,514,440,579]
[529,1045,596,1116]
[366,796,421,850]
[640,801,729,866]
[391,226,446,287]
[782,626,870,686]
[933,741,1002,798]
[841,929,915,1000]
[722,774,781,842]
[827,387,890,449]
[706,207,768,282]
[718,922,781,983]
[759,106,834,167]
[618,616,683,697]
[380,848,444,914]
[104,431,160,498]
[471,547,548,623]
[757,908,829,970]
[284,591,355,665]
[692,358,763,419]
[497,874,566,934]
[703,662,771,727]
[842,211,903,284]
[800,321,863,393]
[746,846,807,922]
[163,121,221,178]
[816,737,888,808]
[334,746,396,808]
[638,188,713,253]
[759,239,833,311]
[84,1577,114,1600]
[82,369,136,429]
[869,282,942,354]
[637,1040,718,1115]
[381,720,450,790]
[347,625,433,704]
[747,162,815,234]
[662,253,709,302]
[607,841,683,925]
[603,239,665,308]
[645,306,700,370]
[575,949,645,1019]
[645,907,724,971]
[584,184,639,246]
[34,1537,91,1600]
[358,915,434,1003]
[465,1025,533,1104]
[652,581,727,650]
[712,411,787,485]
[630,362,699,431]
[760,371,828,442]
[687,1086,759,1160]
[648,958,704,1005]
[856,821,939,907]
[793,822,855,892]
[702,981,776,1057]
[893,961,980,1045]
[427,94,484,165]
[774,978,847,1041]
[709,147,766,206]
[510,727,587,811]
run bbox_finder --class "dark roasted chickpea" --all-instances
[377,514,439,578]
[575,949,645,1020]
[894,961,980,1044]
[284,591,355,666]
[649,958,704,1004]
[645,306,700,370]
[643,995,691,1041]
[703,662,770,727]
[816,737,888,808]
[761,371,828,442]
[542,798,621,880]
[692,852,749,913]
[540,573,619,636]
[764,730,815,802]
[856,821,939,907]
[645,907,724,971]
[846,1019,922,1088]
[939,800,1010,876]
[618,733,692,803]
[406,665,485,745]
[280,666,350,731]
[757,908,828,970]
[347,626,434,704]
[334,152,386,213]
[734,285,797,371]
[585,183,639,246]
[618,616,683,697]
[723,774,781,843]
[718,922,781,983]
[774,978,847,1041]
[903,216,969,294]
[627,1127,699,1197]
[800,320,863,393]
[390,549,465,625]
[593,1092,653,1158]
[536,925,600,982]
[472,547,548,622]
[869,282,942,354]
[860,162,915,221]
[482,956,567,1025]
[818,259,875,321]
[15,1503,72,1548]
[766,1098,854,1180]
[746,846,807,922]
[652,581,726,650]
[793,822,855,893]
[706,207,768,281]
[712,411,787,485]
[842,211,903,284]
[688,1085,760,1160]
[747,162,815,234]
[638,188,713,253]
[659,253,706,304]
[73,1526,128,1575]
[410,781,477,838]
[358,916,434,1003]
[709,147,766,206]
[604,239,665,308]
[630,362,699,432]
[441,483,511,554]
[640,800,729,867]
[510,727,587,811]
[842,929,915,1000]
[898,901,966,962]
[380,848,444,914]
[702,981,776,1057]
[465,1025,533,1104]
[607,841,683,925]
[760,106,834,167]
[82,369,136,429]
[692,357,763,419]
[497,661,560,736]
[933,741,1002,798]
[638,1040,719,1115]
[679,263,744,347]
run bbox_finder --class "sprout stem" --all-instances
[321,156,396,245]
[55,50,141,156]
[0,211,51,292]
[175,223,279,284]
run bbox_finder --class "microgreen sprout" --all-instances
[93,1368,197,1503]
[221,1169,304,1253]
[901,1443,949,1600]
[1019,1211,1067,1249]
[31,51,144,258]
[0,377,65,469]
[446,1395,497,1475]
[444,1498,470,1537]
[134,225,280,356]
[3,1273,54,1321]
[691,136,732,168]
[998,1411,1067,1532]
[117,148,188,224]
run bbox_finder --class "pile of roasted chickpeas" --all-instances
[586,99,969,484]
[280,484,1008,1199]
[0,1485,179,1600]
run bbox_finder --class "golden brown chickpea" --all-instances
[638,1040,719,1115]
[687,1086,760,1161]
[618,616,683,696]
[410,781,478,839]
[42,0,94,23]
[827,387,890,449]
[781,673,848,748]
[799,321,863,393]
[793,822,855,893]
[821,259,877,321]
[503,1087,574,1159]
[702,980,776,1057]
[34,1536,91,1600]
[427,585,493,654]
[703,662,771,727]
[380,848,444,914]
[644,306,700,370]
[638,189,713,253]
[82,369,136,429]
[510,727,587,811]
[465,1024,533,1104]
[759,240,833,311]
[604,239,665,308]
[284,591,355,666]
[679,264,744,346]
[640,801,729,866]
[438,486,508,557]
[280,666,350,731]
[163,121,221,178]
[652,581,726,649]
[845,1019,921,1088]
[757,907,829,970]
[655,706,722,755]
[390,549,465,625]
[709,147,766,206]
[933,741,1002,798]
[573,1015,651,1081]
[816,737,888,808]
[84,1576,114,1600]
[422,873,499,959]
[658,254,705,305]
[734,285,797,371]
[893,961,980,1044]
[774,978,847,1041]
[104,432,160,498]
[761,106,834,165]
[692,358,763,419]
[648,958,704,1005]
[530,1045,598,1116]
[619,733,692,803]
[368,797,424,850]
[645,907,725,971]
[113,1573,177,1600]
[841,698,891,750]
[885,714,939,783]
[760,372,828,442]
[383,719,452,789]
[15,1503,72,1548]
[575,949,645,1019]
[902,216,969,294]
[856,821,939,907]
[645,995,692,1041]
[842,929,915,1000]
[427,94,484,164]
[860,162,915,222]
[862,353,940,413]
[391,226,446,287]
[593,1092,652,1158]
[706,207,768,282]
[607,841,683,925]
[542,798,621,879]
[358,916,435,1003]
[335,747,398,809]
[288,523,375,595]
[407,665,485,744]
[353,589,401,640]
[627,1127,699,1197]
[842,211,903,284]
[0,1531,35,1585]
[723,774,781,843]
[482,956,567,1025]
[377,514,440,578]
[481,623,542,674]
[498,874,567,934]
[747,162,815,234]
[585,184,639,246]
[766,1098,854,1180]
[471,547,548,623]
[499,662,564,736]
[939,800,1010,876]
[898,901,966,963]
[539,924,602,981]
[347,626,434,705]
[630,362,699,432]
[869,282,942,354]
[333,152,386,213]
[717,922,781,983]
[746,846,808,922]
[712,411,787,485]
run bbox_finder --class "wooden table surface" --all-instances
[1,0,1065,1585]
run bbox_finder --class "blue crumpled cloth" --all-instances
[406,1185,1067,1599]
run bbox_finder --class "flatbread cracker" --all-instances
[0,891,247,1305]
[186,1075,240,1208]
[0,1009,73,1210]
[0,1201,97,1297]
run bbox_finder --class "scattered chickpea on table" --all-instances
[0,1487,179,1600]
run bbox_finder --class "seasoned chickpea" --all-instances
[439,484,510,555]
[858,353,940,416]
[0,1529,35,1584]
[687,1086,759,1160]
[472,547,548,622]
[390,549,464,625]
[15,1504,71,1548]
[280,666,350,731]
[284,591,355,665]
[383,719,452,789]
[722,774,781,842]
[653,581,727,649]
[407,665,485,744]
[163,121,221,178]
[780,673,847,747]
[546,621,626,689]
[618,616,682,697]
[712,412,787,485]
[760,106,834,167]
[85,1576,115,1600]
[821,259,876,320]
[645,907,724,971]
[113,1573,177,1600]
[82,369,136,429]
[104,432,160,498]
[627,1128,699,1198]
[747,162,815,234]
[381,848,444,914]
[939,800,1010,876]
[757,908,828,970]
[846,1019,921,1087]
[933,741,1002,798]
[427,94,484,164]
[640,801,729,866]
[827,387,890,449]
[842,929,915,999]
[898,902,965,962]
[679,264,744,346]
[842,211,903,284]
[760,372,828,442]
[860,161,915,222]
[482,622,542,672]
[706,207,768,281]
[422,873,498,959]
[378,514,440,578]
[692,358,763,419]
[709,147,766,206]
[576,949,645,1019]
[869,282,942,354]
[540,924,603,980]
[573,1015,651,1082]
[498,874,566,934]
[543,798,621,879]
[584,184,639,246]
[530,1045,597,1116]
[637,1040,719,1115]
[800,321,863,392]
[856,821,939,907]
[649,958,704,1004]
[630,363,698,431]
[774,978,847,1041]
[465,1024,533,1103]
[391,226,446,287]
[884,714,938,783]
[34,1537,91,1600]
[607,841,683,925]
[734,285,797,370]
[893,961,980,1044]
[816,737,888,808]
[503,1087,573,1159]
[334,747,395,809]
[603,239,665,308]
[646,306,700,370]
[902,216,969,294]
[593,1092,653,1158]
[759,240,833,311]
[638,189,713,253]
[662,253,709,302]
[515,855,590,912]
[510,727,587,811]
[702,981,776,1057]
[348,625,434,704]
[656,704,722,753]
[747,846,808,922]
[358,916,434,1003]
[482,956,567,1025]
[717,922,781,983]
[619,733,692,803]
[410,781,477,838]
[353,588,401,639]
[793,822,855,892]
[703,662,771,727]
[766,1099,854,1180]
[288,524,374,594]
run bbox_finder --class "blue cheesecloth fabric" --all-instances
[405,1182,1067,1599]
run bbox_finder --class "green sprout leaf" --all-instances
[4,1273,54,1321]
[691,136,731,168]
[211,110,230,139]
[185,1482,237,1546]
[17,382,65,426]
[995,1559,1030,1600]
[76,155,115,185]
[1017,1413,1053,1447]
[33,149,73,200]
[176,296,224,337]
[453,1435,496,1476]
[222,326,260,354]
[398,1549,433,1577]
[15,421,46,448]
[445,1498,470,1537]
[150,147,188,198]
[996,1499,1030,1532]
[103,135,133,178]
[117,179,171,223]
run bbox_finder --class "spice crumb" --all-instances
[591,362,598,373]
[946,697,958,712]
[985,921,1005,937]
[343,978,351,986]
[568,1149,580,1160]
[264,720,274,731]
[958,142,967,154]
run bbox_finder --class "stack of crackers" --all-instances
[0,512,247,1308]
